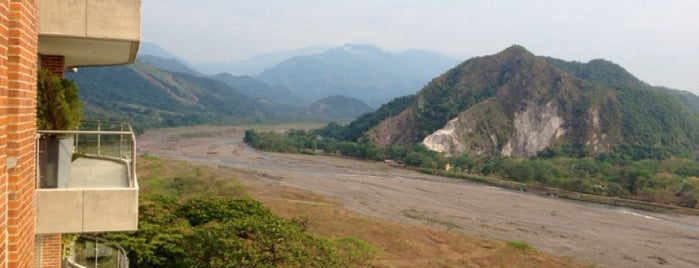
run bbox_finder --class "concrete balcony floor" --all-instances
[69,157,129,188]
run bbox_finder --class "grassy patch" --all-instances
[507,240,534,252]
[137,155,247,200]
[330,237,380,267]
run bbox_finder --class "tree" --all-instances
[37,69,82,131]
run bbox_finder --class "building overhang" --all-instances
[38,0,141,68]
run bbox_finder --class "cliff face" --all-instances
[501,101,566,156]
[422,99,569,157]
[365,45,699,158]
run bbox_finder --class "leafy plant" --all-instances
[37,69,82,132]
[61,233,79,260]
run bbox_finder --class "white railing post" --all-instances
[97,121,101,157]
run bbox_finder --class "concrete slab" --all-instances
[69,157,129,188]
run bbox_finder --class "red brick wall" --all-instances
[0,0,10,266]
[40,55,65,77]
[4,0,39,267]
[39,234,61,268]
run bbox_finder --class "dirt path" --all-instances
[138,126,699,268]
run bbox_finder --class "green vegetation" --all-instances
[98,156,377,267]
[37,69,82,131]
[321,95,416,141]
[506,241,534,252]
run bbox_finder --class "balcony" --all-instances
[38,0,141,68]
[65,235,129,268]
[36,121,138,234]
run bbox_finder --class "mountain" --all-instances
[66,57,374,130]
[66,60,288,130]
[344,45,699,159]
[137,42,203,76]
[302,95,373,120]
[138,42,196,67]
[212,73,308,106]
[256,44,459,107]
[137,55,203,77]
[195,45,333,76]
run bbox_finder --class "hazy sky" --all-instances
[142,0,699,93]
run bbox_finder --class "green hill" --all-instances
[337,45,699,160]
[67,59,379,131]
[302,95,373,120]
[67,61,281,130]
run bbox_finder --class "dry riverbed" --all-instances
[138,126,699,268]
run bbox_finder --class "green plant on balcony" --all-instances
[36,69,83,188]
[37,69,82,133]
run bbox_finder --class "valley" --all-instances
[139,125,699,268]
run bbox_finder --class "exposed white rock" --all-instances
[422,118,464,155]
[586,106,609,153]
[503,101,566,157]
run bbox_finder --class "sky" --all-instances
[142,0,699,93]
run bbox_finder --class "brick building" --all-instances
[1,1,141,267]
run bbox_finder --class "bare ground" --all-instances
[138,126,699,268]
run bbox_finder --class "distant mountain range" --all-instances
[137,54,202,77]
[211,73,307,107]
[138,42,197,69]
[67,43,382,130]
[195,45,333,76]
[257,44,459,107]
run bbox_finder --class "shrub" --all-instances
[506,240,533,252]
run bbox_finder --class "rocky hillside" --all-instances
[360,45,699,159]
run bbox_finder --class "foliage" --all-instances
[61,233,79,260]
[99,156,374,267]
[37,69,82,131]
[614,86,699,159]
[176,197,273,227]
[328,95,417,141]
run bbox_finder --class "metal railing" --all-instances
[36,120,137,188]
[65,235,129,268]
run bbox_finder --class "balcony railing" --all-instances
[37,121,136,189]
[65,235,129,268]
[35,121,138,234]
